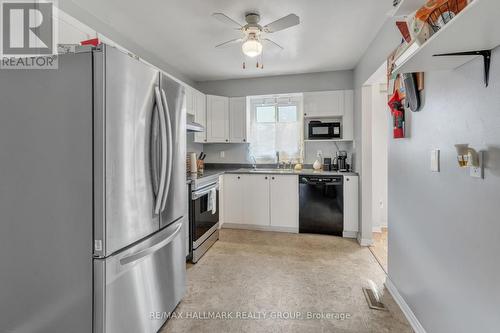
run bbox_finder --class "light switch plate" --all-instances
[470,151,483,179]
[430,149,440,172]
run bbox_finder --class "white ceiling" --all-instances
[67,0,392,82]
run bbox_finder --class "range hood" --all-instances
[186,121,204,132]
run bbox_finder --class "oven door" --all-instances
[190,184,219,247]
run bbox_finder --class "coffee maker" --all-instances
[333,151,349,172]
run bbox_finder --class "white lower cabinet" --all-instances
[223,174,298,232]
[343,175,359,237]
[223,174,245,224]
[269,175,298,230]
[243,175,270,226]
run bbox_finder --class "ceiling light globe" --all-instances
[242,39,262,58]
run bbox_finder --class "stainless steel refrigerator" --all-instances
[0,44,186,333]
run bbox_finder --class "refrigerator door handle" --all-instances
[154,87,168,214]
[160,88,173,212]
[119,221,182,266]
[150,105,160,199]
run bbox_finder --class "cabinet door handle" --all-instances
[346,178,350,181]
[265,176,268,180]
[225,139,229,142]
[237,176,240,179]
[271,177,275,180]
[243,139,246,142]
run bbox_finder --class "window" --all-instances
[248,95,303,163]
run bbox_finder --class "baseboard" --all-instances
[385,278,427,333]
[222,223,298,234]
[357,234,373,246]
[343,231,358,238]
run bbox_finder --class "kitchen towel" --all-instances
[208,188,217,214]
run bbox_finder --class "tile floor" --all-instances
[161,229,412,333]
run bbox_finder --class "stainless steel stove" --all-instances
[188,173,220,263]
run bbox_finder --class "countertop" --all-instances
[225,168,359,177]
[187,165,358,185]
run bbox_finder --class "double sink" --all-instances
[246,168,294,174]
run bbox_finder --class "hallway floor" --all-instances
[162,229,411,333]
[369,228,388,273]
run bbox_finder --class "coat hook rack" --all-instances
[433,50,492,87]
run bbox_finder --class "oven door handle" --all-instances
[192,185,219,200]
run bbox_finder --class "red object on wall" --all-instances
[80,38,100,47]
[388,91,405,139]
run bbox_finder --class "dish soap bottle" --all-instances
[313,152,322,170]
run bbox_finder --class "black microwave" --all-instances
[308,121,341,139]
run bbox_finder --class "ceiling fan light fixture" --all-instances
[242,38,262,58]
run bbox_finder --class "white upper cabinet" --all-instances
[229,97,247,143]
[206,95,230,143]
[304,90,345,118]
[342,90,354,141]
[193,90,206,143]
[185,86,195,116]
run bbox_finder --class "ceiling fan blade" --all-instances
[215,38,243,48]
[263,38,284,50]
[212,13,242,29]
[263,14,300,33]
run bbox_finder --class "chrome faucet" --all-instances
[251,155,257,170]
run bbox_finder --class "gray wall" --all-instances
[194,70,354,164]
[354,19,500,333]
[388,50,500,333]
[195,70,353,97]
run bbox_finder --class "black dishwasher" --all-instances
[299,175,343,236]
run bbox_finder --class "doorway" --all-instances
[362,62,389,272]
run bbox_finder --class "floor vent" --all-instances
[363,287,388,311]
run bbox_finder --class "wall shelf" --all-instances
[393,0,500,76]
[304,139,353,143]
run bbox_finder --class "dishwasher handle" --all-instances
[300,177,342,185]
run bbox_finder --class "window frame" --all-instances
[248,94,304,163]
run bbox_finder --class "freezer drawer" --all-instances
[94,221,186,333]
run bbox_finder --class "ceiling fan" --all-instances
[212,12,300,58]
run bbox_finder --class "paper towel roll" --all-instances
[190,152,198,173]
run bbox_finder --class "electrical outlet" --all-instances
[220,151,225,159]
[470,151,483,179]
